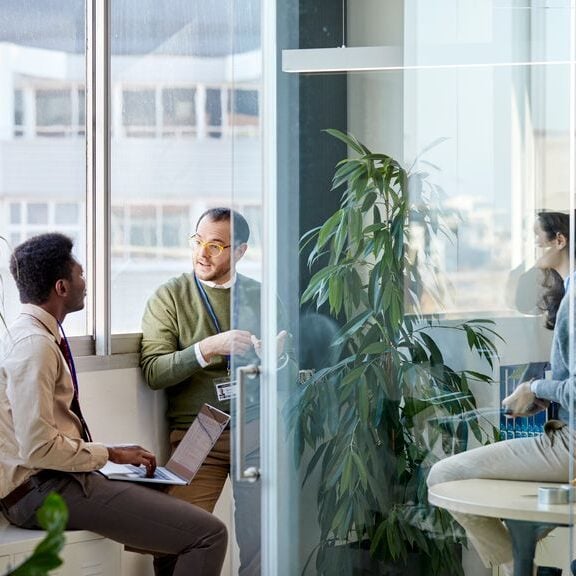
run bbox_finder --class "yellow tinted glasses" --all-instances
[189,234,230,257]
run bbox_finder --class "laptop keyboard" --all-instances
[153,468,173,481]
[126,464,174,481]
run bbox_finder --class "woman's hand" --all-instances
[502,381,549,417]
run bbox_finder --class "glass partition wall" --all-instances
[246,1,576,575]
[0,2,574,575]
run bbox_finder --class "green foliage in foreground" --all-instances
[6,493,67,576]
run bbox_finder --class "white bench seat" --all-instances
[0,516,121,576]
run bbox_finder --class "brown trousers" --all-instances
[1,470,227,576]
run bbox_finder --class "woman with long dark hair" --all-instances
[428,211,575,575]
[535,211,571,329]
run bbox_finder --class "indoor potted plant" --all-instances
[293,129,502,575]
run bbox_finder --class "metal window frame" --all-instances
[86,0,111,357]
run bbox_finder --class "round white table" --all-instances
[428,479,574,576]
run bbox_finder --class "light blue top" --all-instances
[531,281,575,423]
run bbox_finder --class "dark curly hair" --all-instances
[196,207,250,245]
[9,233,75,305]
[537,211,570,330]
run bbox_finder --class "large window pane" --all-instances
[111,2,261,333]
[0,1,86,335]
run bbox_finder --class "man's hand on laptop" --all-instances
[107,445,157,477]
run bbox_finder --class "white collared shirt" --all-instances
[199,277,234,289]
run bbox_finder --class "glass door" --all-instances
[231,1,576,576]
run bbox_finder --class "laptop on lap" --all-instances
[99,403,230,485]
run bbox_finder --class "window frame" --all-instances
[85,0,112,360]
[79,2,195,368]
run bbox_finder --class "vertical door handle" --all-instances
[235,364,261,482]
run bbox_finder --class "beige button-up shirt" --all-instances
[0,304,108,498]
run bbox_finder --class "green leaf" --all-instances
[341,365,368,387]
[351,452,369,490]
[9,493,67,576]
[300,264,343,305]
[360,342,390,355]
[317,209,343,249]
[328,273,344,316]
[358,377,369,423]
[361,190,377,212]
[419,332,444,365]
[464,370,494,383]
[324,128,369,156]
[302,442,328,487]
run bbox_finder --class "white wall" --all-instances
[78,367,236,576]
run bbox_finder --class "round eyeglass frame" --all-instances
[188,234,231,257]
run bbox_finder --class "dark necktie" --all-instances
[58,331,92,442]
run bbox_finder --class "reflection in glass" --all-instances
[273,1,573,575]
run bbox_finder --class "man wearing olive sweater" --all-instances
[140,207,262,576]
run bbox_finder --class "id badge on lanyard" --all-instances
[214,376,237,401]
[194,274,238,401]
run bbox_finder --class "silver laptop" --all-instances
[99,403,230,485]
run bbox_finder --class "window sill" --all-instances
[75,353,140,373]
[71,333,142,372]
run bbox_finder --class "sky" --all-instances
[0,0,261,56]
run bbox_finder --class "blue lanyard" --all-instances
[194,274,222,334]
[194,274,232,371]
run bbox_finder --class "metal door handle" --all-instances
[235,364,261,482]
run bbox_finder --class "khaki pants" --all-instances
[168,427,261,576]
[169,429,231,512]
[427,424,572,568]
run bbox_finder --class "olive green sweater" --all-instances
[140,273,261,429]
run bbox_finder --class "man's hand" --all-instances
[107,445,157,477]
[199,330,254,362]
[502,381,549,417]
[251,330,288,360]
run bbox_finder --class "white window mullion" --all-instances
[71,84,79,137]
[86,0,111,355]
[155,85,163,138]
[112,83,123,139]
[221,87,229,137]
[156,204,163,258]
[23,86,35,139]
[196,84,207,139]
